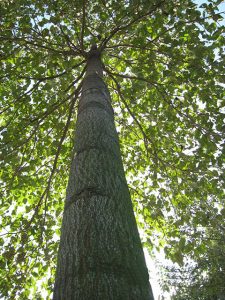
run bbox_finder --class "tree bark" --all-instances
[53,47,154,300]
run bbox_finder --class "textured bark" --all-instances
[53,48,154,300]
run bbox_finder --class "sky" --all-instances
[195,0,225,22]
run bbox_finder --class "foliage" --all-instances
[161,225,225,299]
[0,0,224,298]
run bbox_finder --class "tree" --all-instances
[0,0,224,298]
[160,223,225,299]
[53,46,153,299]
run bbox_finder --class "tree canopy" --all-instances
[0,0,224,298]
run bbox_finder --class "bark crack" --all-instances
[75,145,120,159]
[64,187,109,210]
[83,73,108,89]
[81,87,111,104]
[78,100,114,116]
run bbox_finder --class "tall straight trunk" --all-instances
[53,47,154,300]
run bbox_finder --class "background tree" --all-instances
[0,0,224,298]
[160,223,225,299]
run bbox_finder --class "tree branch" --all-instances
[100,0,165,51]
[80,0,86,51]
[104,67,160,86]
[25,81,83,229]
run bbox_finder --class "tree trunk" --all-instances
[53,47,154,300]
